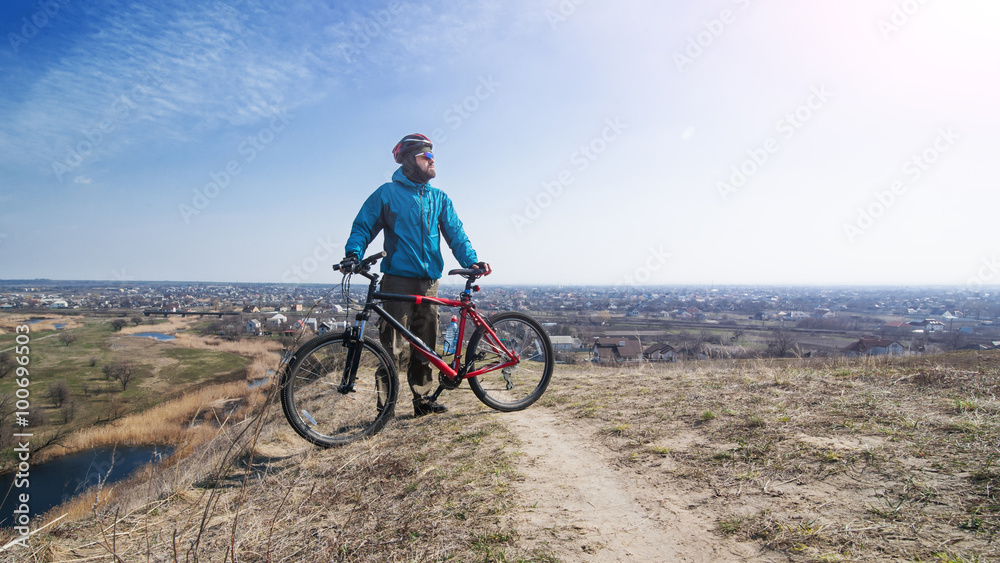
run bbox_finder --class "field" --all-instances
[0,314,278,467]
[4,349,998,561]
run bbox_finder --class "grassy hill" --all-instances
[5,351,1000,561]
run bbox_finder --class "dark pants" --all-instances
[378,274,439,401]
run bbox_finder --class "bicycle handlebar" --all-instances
[448,268,487,278]
[334,252,487,279]
[333,251,386,273]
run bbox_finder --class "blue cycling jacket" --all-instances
[345,167,478,280]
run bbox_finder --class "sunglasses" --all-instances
[415,151,434,160]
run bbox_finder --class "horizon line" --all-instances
[0,278,997,290]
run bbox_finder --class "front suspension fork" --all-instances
[338,326,364,394]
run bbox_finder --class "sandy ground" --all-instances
[507,407,776,562]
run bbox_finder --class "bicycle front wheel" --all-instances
[466,312,554,412]
[280,333,398,447]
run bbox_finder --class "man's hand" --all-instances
[337,255,359,273]
[471,262,492,275]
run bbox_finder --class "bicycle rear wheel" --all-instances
[280,333,398,447]
[466,312,554,412]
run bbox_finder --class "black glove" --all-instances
[471,262,492,275]
[337,255,358,273]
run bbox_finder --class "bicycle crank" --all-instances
[437,371,462,390]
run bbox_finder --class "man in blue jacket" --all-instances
[342,134,489,417]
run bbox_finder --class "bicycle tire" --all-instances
[466,312,554,412]
[280,333,398,447]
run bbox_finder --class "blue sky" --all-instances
[1,0,998,287]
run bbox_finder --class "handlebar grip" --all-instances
[448,268,484,277]
[334,251,385,273]
[362,251,387,266]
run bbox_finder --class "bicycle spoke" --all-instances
[467,312,553,412]
[280,335,397,447]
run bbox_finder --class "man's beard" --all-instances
[402,155,434,184]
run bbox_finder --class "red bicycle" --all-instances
[280,252,554,447]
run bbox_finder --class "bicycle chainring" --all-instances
[437,371,462,390]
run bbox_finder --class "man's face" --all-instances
[415,151,436,179]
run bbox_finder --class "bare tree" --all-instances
[102,360,136,390]
[730,328,745,344]
[0,351,11,378]
[26,407,47,427]
[59,331,77,346]
[677,331,699,355]
[97,397,129,424]
[132,316,144,326]
[61,400,77,424]
[32,428,70,455]
[110,318,128,331]
[48,380,70,408]
[0,394,12,430]
[699,329,723,345]
[117,362,135,390]
[946,330,965,352]
[767,330,799,358]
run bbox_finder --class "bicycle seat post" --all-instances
[461,275,480,303]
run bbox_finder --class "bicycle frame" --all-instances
[345,267,519,387]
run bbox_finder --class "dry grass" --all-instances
[10,387,534,562]
[175,337,283,383]
[6,381,274,541]
[63,381,269,452]
[8,350,1000,561]
[541,352,1000,561]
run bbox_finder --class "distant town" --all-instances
[3,280,999,360]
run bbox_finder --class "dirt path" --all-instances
[507,408,767,562]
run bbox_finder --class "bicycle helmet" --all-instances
[392,133,432,163]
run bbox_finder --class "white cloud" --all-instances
[0,0,328,172]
